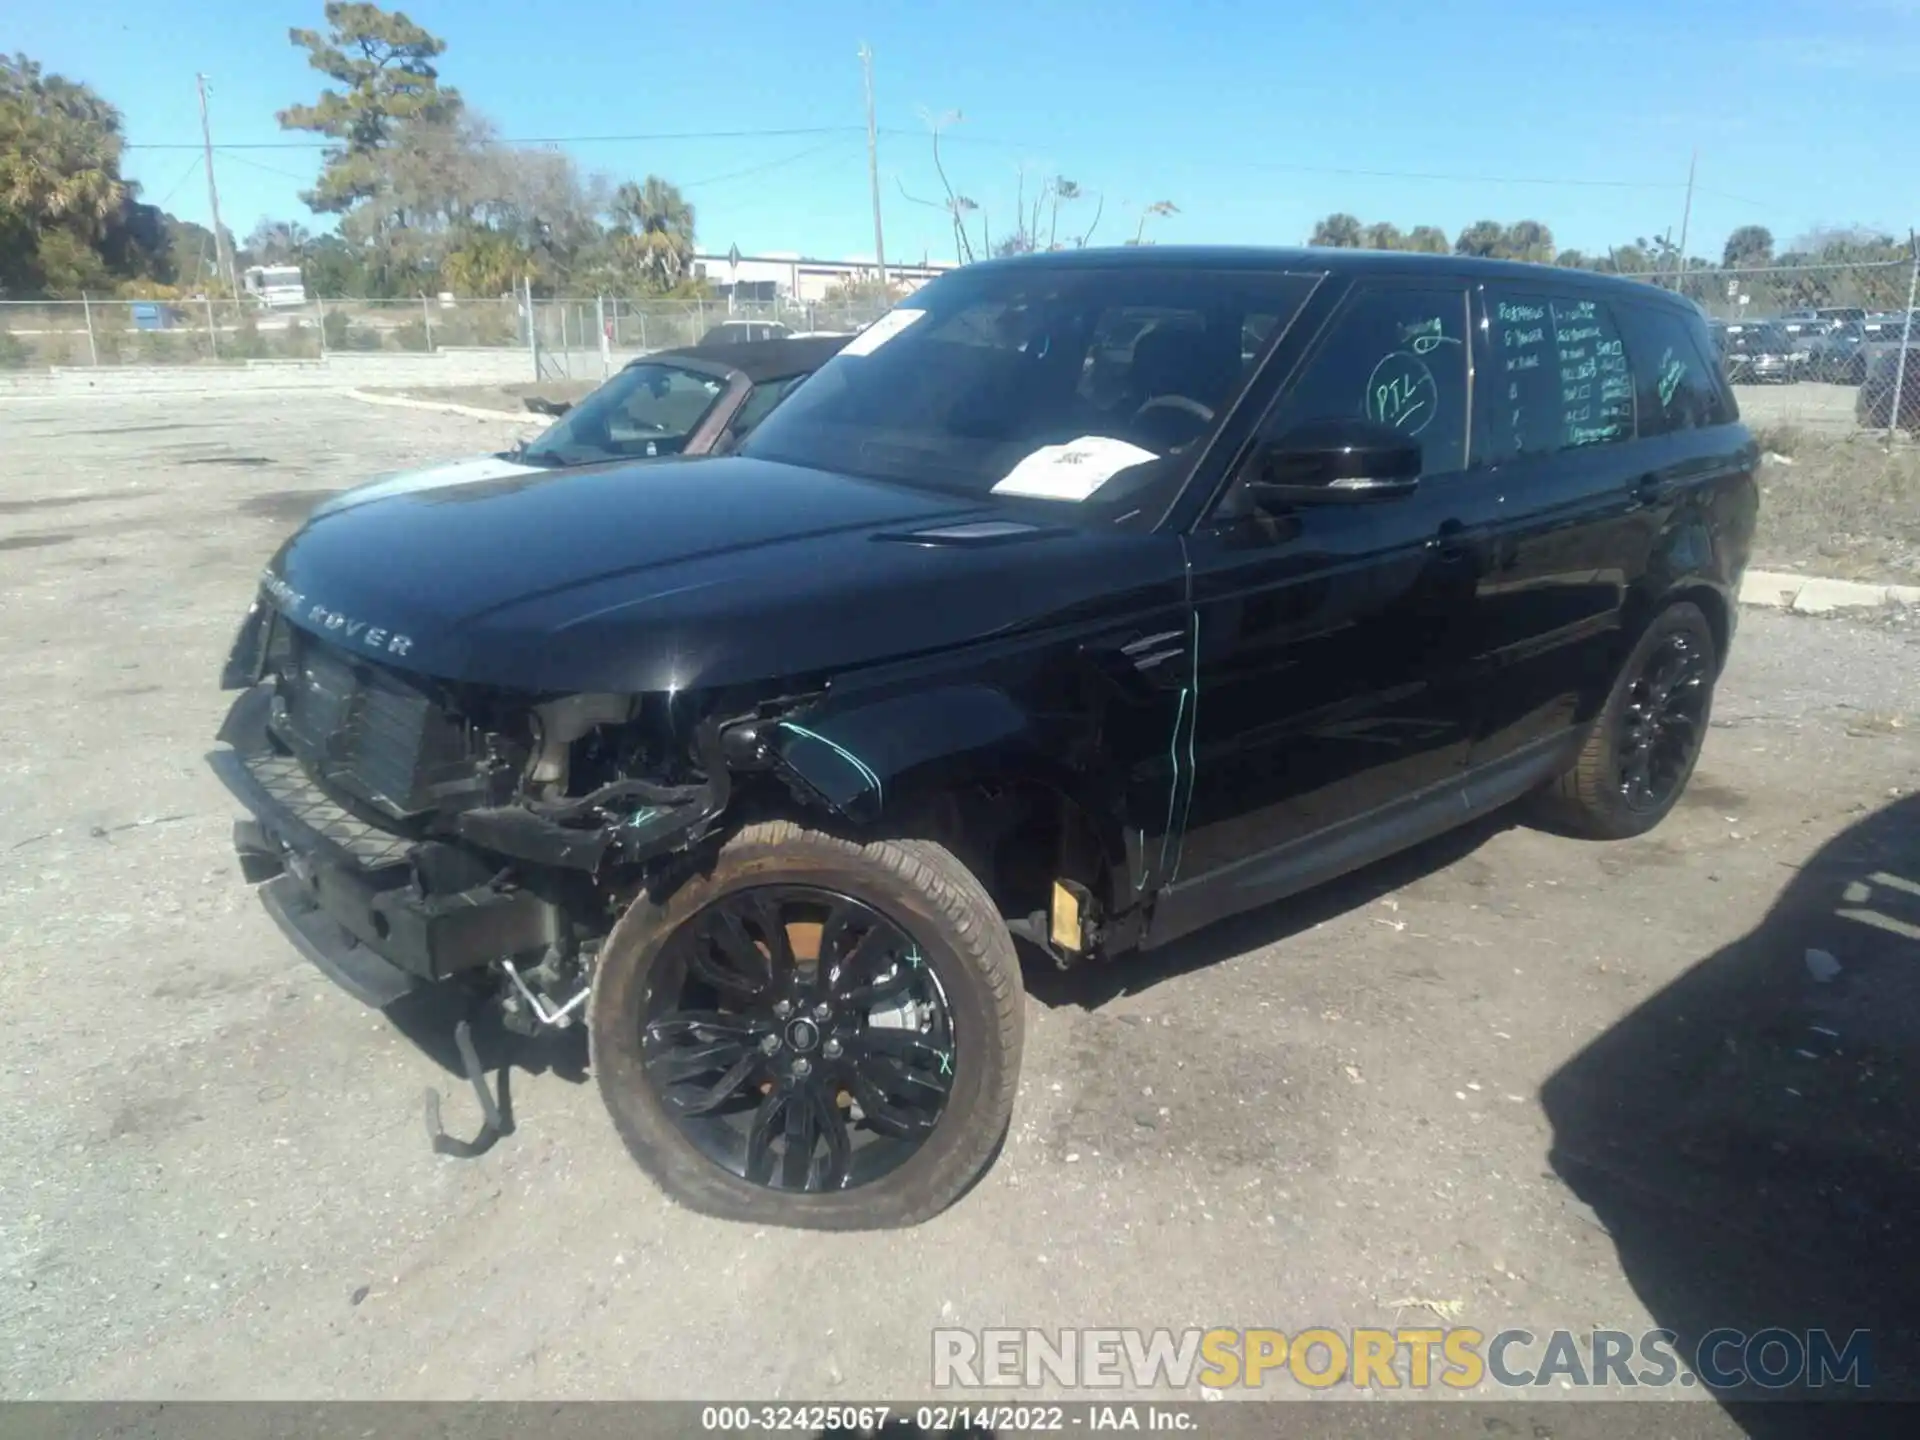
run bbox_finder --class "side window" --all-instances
[1258,287,1470,474]
[1616,304,1724,435]
[1480,289,1633,463]
[729,375,802,440]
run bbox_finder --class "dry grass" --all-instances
[1756,432,1920,583]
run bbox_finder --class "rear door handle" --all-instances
[1634,474,1677,507]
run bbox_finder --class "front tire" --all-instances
[1532,602,1717,840]
[589,820,1025,1229]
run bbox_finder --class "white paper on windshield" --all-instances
[840,308,926,357]
[990,436,1158,501]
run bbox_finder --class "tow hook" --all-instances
[423,1009,515,1159]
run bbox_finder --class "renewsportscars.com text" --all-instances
[931,1326,1874,1392]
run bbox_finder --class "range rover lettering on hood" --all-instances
[262,570,414,657]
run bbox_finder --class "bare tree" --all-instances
[918,107,975,263]
[1132,199,1179,245]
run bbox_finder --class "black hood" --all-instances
[263,455,1168,694]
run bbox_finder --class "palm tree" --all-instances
[0,54,126,238]
[610,175,696,292]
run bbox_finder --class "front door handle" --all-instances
[1432,518,1485,565]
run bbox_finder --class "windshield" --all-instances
[738,264,1317,503]
[520,361,728,466]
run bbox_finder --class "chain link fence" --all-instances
[7,266,1914,436]
[0,293,896,381]
[1616,259,1920,439]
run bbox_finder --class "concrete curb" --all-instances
[1740,569,1920,614]
[342,388,540,424]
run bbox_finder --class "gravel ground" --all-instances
[368,380,604,415]
[1,393,1917,1418]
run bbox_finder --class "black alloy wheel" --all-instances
[1532,601,1719,840]
[1614,629,1711,814]
[640,885,955,1192]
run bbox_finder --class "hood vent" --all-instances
[875,519,1064,547]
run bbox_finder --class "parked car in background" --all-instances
[1859,313,1916,348]
[699,319,794,346]
[1716,320,1800,383]
[1803,319,1871,384]
[210,245,1757,1229]
[1857,338,1920,430]
[308,336,846,519]
[1783,306,1869,329]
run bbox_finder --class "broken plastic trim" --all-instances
[452,720,733,873]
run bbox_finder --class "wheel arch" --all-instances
[761,682,1130,918]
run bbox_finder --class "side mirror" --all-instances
[1243,418,1423,507]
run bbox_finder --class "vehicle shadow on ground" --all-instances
[382,981,591,1084]
[1024,810,1514,1010]
[1542,793,1920,1427]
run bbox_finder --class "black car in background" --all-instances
[1857,334,1920,430]
[1798,319,1871,384]
[1714,319,1800,383]
[210,247,1757,1229]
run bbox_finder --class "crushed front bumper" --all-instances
[207,685,566,1009]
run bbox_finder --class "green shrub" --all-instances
[41,331,76,367]
[0,329,29,368]
[391,317,431,352]
[437,306,517,347]
[277,318,319,359]
[321,308,352,351]
[92,321,128,363]
[230,315,270,360]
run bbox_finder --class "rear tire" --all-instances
[589,820,1024,1229]
[1532,602,1717,840]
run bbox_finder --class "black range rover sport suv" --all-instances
[211,248,1758,1229]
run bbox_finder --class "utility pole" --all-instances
[858,43,888,291]
[1674,149,1697,288]
[197,73,239,301]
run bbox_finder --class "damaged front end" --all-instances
[207,599,748,1037]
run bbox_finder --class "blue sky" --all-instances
[15,0,1919,269]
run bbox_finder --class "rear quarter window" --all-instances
[1615,303,1730,435]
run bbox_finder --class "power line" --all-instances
[679,137,858,189]
[125,125,865,151]
[1229,158,1689,190]
[216,149,314,182]
[152,153,204,208]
